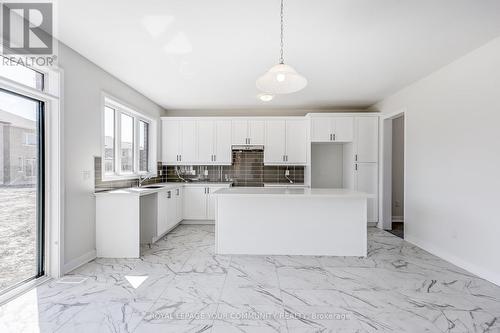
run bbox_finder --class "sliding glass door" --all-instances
[0,88,44,294]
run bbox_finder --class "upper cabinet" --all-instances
[197,120,232,165]
[264,119,307,165]
[311,116,354,142]
[162,119,197,165]
[355,117,379,163]
[231,119,265,145]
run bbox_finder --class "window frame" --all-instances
[101,93,157,181]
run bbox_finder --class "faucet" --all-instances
[175,166,188,183]
[138,173,155,187]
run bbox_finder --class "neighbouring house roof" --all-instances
[0,109,36,130]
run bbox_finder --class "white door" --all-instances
[175,187,183,223]
[207,186,225,220]
[356,117,379,163]
[162,120,180,164]
[311,117,332,142]
[333,117,354,142]
[248,120,265,145]
[215,120,232,164]
[197,120,215,164]
[231,120,248,145]
[180,120,197,164]
[264,120,286,164]
[183,187,207,220]
[355,163,379,223]
[285,120,307,164]
[157,190,169,235]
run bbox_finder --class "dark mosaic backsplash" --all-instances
[165,150,304,187]
[95,149,304,191]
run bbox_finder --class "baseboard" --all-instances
[367,222,377,227]
[405,234,500,286]
[392,216,404,223]
[63,250,96,274]
[181,219,214,225]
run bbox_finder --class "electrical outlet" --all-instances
[204,169,209,176]
[395,200,401,208]
[285,170,290,176]
[191,170,196,175]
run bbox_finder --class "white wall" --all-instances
[311,144,344,188]
[374,37,500,285]
[391,116,404,220]
[57,42,165,272]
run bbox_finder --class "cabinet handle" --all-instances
[207,187,210,194]
[355,164,358,171]
[355,154,358,161]
[167,191,171,198]
[213,155,216,162]
[176,189,179,196]
[333,133,336,141]
[286,155,288,162]
[330,134,332,141]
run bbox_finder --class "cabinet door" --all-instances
[355,163,378,223]
[248,120,265,145]
[356,117,379,163]
[162,120,180,164]
[157,191,169,236]
[264,120,286,164]
[183,187,207,220]
[180,120,197,164]
[175,187,183,223]
[333,117,354,142]
[311,117,332,142]
[285,120,307,164]
[197,120,215,164]
[231,120,248,145]
[166,190,177,229]
[207,186,224,220]
[215,120,232,164]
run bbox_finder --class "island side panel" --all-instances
[216,195,367,256]
[96,194,140,258]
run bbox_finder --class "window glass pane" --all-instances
[120,113,134,173]
[0,89,44,292]
[103,107,115,174]
[138,121,149,172]
[0,57,44,90]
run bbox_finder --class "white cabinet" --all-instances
[355,117,378,163]
[197,120,232,165]
[174,187,183,223]
[183,185,230,220]
[157,190,169,236]
[183,186,207,220]
[354,163,378,223]
[264,119,307,165]
[231,119,265,145]
[162,119,197,165]
[157,187,183,237]
[311,117,354,142]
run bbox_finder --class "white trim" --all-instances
[63,250,97,274]
[100,92,157,181]
[406,235,500,286]
[378,109,406,231]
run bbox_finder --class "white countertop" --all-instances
[214,187,372,198]
[94,182,232,196]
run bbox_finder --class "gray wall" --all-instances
[391,115,404,219]
[57,42,165,270]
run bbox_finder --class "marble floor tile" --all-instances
[2,224,500,333]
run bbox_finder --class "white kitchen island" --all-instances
[215,187,370,256]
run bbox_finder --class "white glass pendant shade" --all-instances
[256,63,307,94]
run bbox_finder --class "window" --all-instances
[0,56,44,90]
[102,96,156,180]
[24,132,37,145]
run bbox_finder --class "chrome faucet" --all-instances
[138,174,155,187]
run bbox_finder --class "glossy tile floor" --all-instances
[1,225,500,333]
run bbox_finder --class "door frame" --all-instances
[0,66,63,304]
[378,109,407,232]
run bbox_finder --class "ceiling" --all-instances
[56,0,500,110]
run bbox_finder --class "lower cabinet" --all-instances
[183,185,228,220]
[354,163,379,223]
[157,186,183,237]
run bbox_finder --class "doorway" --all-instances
[0,88,45,295]
[381,112,405,238]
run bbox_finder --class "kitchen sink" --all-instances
[143,185,164,189]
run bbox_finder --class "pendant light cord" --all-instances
[279,0,284,64]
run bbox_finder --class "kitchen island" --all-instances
[214,187,370,256]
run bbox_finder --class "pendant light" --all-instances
[256,0,307,94]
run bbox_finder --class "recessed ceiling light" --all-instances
[258,93,274,102]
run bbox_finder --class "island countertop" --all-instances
[214,187,372,198]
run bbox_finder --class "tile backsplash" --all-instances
[165,150,304,186]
